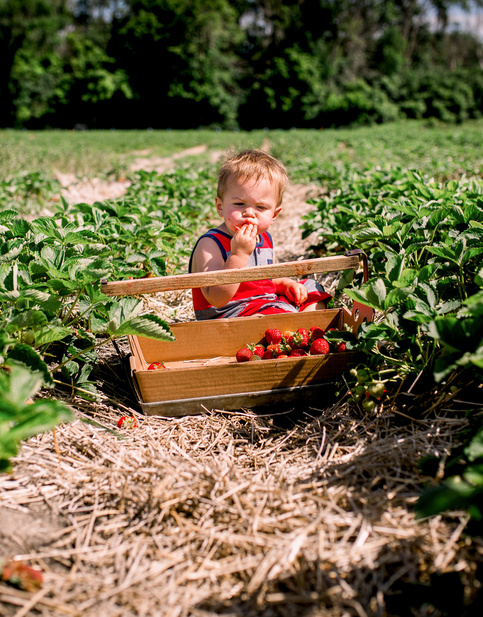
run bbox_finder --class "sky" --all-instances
[447,4,483,40]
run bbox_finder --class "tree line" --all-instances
[1,0,483,130]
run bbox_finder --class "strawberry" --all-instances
[289,349,307,357]
[262,350,275,360]
[117,416,137,429]
[267,343,285,356]
[265,328,282,345]
[337,342,347,352]
[309,326,325,342]
[148,361,165,370]
[367,382,387,400]
[362,398,376,412]
[247,342,265,358]
[249,354,262,361]
[282,330,294,342]
[236,348,253,362]
[288,328,310,349]
[309,338,330,355]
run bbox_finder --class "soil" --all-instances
[1,145,481,617]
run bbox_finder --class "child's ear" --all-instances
[273,206,282,220]
[215,196,223,216]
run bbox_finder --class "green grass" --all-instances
[2,120,483,218]
[2,120,483,181]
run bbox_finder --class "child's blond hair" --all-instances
[217,148,288,207]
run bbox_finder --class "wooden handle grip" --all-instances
[100,254,361,296]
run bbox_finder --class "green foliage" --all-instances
[2,0,483,128]
[0,338,73,472]
[417,410,483,531]
[302,167,483,396]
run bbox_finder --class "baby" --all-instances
[188,148,330,320]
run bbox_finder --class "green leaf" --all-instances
[111,314,176,341]
[33,325,72,347]
[465,430,483,463]
[393,268,419,289]
[6,344,53,387]
[346,279,387,311]
[0,365,43,407]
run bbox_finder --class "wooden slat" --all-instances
[101,254,360,296]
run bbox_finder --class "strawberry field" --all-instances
[1,120,483,616]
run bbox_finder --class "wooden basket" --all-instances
[101,251,373,416]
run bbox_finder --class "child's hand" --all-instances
[283,280,308,306]
[231,222,258,257]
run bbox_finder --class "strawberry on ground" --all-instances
[117,416,137,429]
[309,338,330,355]
[265,328,282,345]
[236,348,253,363]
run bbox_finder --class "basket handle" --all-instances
[101,251,367,296]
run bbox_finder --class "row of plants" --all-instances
[4,121,483,216]
[0,165,218,470]
[2,126,483,529]
[301,164,483,525]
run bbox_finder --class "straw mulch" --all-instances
[1,178,482,616]
[0,384,478,617]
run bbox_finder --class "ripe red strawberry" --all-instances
[309,338,330,355]
[262,350,275,360]
[265,328,282,345]
[267,343,285,356]
[247,342,265,358]
[236,348,252,362]
[337,342,347,352]
[289,349,307,357]
[288,328,310,349]
[309,326,325,342]
[148,362,165,370]
[117,416,137,429]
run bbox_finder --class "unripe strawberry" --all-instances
[362,398,376,412]
[367,382,387,400]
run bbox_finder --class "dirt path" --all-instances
[56,143,323,262]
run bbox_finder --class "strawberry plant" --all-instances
[0,350,73,472]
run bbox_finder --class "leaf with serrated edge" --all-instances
[111,314,175,341]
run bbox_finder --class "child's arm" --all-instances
[273,278,308,306]
[191,223,258,307]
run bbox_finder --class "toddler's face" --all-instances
[216,175,281,236]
